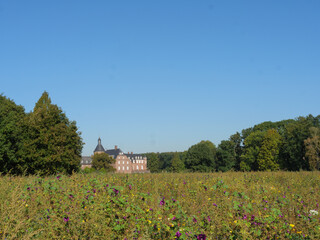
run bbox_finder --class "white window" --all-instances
[118,166,120,170]
[127,166,129,170]
[127,161,128,164]
[118,161,120,164]
[123,161,124,164]
[141,166,143,170]
[137,166,139,170]
[123,166,124,170]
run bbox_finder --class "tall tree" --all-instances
[23,92,83,175]
[185,140,216,172]
[216,140,236,172]
[171,152,185,172]
[240,131,266,171]
[280,116,314,171]
[257,129,282,171]
[145,152,161,173]
[304,127,320,170]
[0,95,27,174]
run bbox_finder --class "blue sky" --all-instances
[1,0,319,156]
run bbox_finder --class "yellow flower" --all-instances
[25,204,28,207]
[289,224,294,228]
[234,220,237,223]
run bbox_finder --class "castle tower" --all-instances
[94,137,105,154]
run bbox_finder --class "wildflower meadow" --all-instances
[0,172,319,239]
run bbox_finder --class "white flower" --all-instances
[309,210,318,216]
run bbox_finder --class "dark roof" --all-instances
[94,138,105,152]
[106,148,122,158]
[81,156,92,165]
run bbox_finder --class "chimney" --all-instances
[128,152,129,154]
[131,152,133,154]
[115,145,117,150]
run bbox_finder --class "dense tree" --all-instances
[23,92,83,175]
[304,127,320,170]
[257,129,282,171]
[171,152,185,172]
[0,95,27,174]
[145,152,161,173]
[240,131,266,171]
[229,132,243,170]
[185,140,216,172]
[280,116,314,171]
[216,140,236,172]
[91,153,116,172]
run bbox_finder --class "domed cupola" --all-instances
[94,137,105,154]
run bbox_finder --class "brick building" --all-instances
[81,138,148,173]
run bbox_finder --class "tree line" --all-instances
[144,115,320,172]
[0,92,83,175]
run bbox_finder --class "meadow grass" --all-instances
[0,171,319,239]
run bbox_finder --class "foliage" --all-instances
[0,95,27,174]
[216,140,236,172]
[171,152,185,172]
[0,92,83,175]
[185,140,217,172]
[257,129,282,171]
[145,152,161,173]
[240,131,267,171]
[1,172,320,239]
[304,127,320,170]
[91,153,116,172]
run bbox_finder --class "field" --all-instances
[0,172,319,239]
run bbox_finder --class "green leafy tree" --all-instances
[91,153,116,171]
[240,131,266,171]
[0,95,27,174]
[23,92,83,175]
[145,152,161,173]
[304,127,320,170]
[229,132,243,171]
[185,140,216,172]
[216,140,236,172]
[257,129,282,171]
[171,152,185,172]
[280,116,316,170]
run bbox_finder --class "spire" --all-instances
[94,137,105,153]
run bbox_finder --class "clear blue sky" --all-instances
[1,1,319,156]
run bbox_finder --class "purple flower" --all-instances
[56,175,61,180]
[207,216,211,222]
[196,234,206,240]
[251,215,255,221]
[113,188,119,195]
[149,208,153,211]
[172,216,176,221]
[175,231,182,238]
[183,181,186,185]
[27,187,30,191]
[193,217,197,223]
[213,203,217,207]
[243,215,247,220]
[64,217,69,222]
[93,189,96,193]
[129,184,132,190]
[160,197,165,206]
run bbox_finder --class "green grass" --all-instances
[0,172,319,239]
